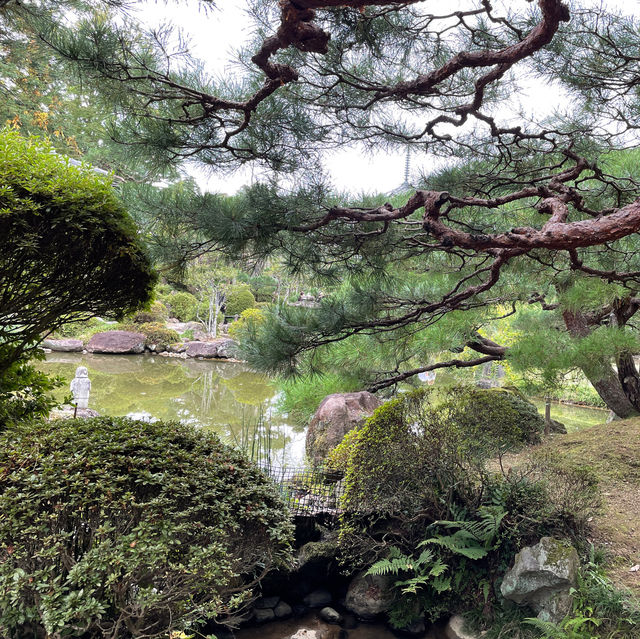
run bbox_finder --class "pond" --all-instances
[531,398,609,432]
[40,352,306,465]
[40,354,609,468]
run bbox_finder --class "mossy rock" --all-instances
[446,386,545,453]
[296,537,342,582]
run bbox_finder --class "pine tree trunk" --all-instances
[562,309,639,418]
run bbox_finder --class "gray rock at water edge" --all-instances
[253,608,276,624]
[274,600,293,619]
[41,338,84,352]
[215,337,237,358]
[306,391,382,463]
[255,595,280,609]
[185,341,220,358]
[168,342,187,353]
[445,615,485,639]
[87,331,145,354]
[183,338,238,359]
[344,571,394,620]
[500,537,579,623]
[319,607,343,624]
[303,589,333,608]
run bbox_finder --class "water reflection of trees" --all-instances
[41,353,300,462]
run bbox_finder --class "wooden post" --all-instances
[544,396,551,435]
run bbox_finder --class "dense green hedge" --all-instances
[225,284,256,317]
[166,291,199,321]
[0,417,293,638]
[0,128,156,370]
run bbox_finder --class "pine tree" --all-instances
[22,0,640,416]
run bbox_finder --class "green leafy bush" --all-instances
[225,284,257,317]
[0,355,64,427]
[136,322,180,350]
[228,307,266,340]
[439,386,544,455]
[0,128,156,371]
[167,291,199,321]
[52,317,106,339]
[330,388,597,627]
[0,417,293,638]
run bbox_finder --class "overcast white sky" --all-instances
[133,0,633,195]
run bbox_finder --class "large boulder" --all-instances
[214,337,237,359]
[41,338,84,352]
[185,341,220,358]
[344,570,394,620]
[306,391,382,464]
[86,331,145,354]
[500,537,579,623]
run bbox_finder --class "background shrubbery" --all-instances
[166,291,199,321]
[0,417,293,638]
[225,284,257,317]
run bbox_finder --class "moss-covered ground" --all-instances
[506,418,640,594]
[552,418,640,593]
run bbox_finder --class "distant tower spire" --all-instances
[404,146,411,186]
[390,146,413,195]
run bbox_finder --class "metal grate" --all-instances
[261,464,345,517]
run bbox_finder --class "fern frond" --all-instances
[431,575,452,593]
[429,558,448,577]
[425,532,489,560]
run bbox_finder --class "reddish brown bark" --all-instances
[424,195,640,253]
[562,309,639,418]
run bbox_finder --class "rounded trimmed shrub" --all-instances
[0,129,156,370]
[136,322,180,350]
[166,291,198,321]
[0,417,293,638]
[132,301,169,324]
[225,284,256,317]
[439,386,544,455]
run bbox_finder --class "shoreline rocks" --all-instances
[44,334,239,361]
[42,338,84,352]
[87,330,145,354]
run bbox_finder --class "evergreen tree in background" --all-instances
[14,0,640,417]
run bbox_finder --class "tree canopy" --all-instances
[21,0,640,416]
[0,128,156,370]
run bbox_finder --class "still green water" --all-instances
[41,354,608,468]
[532,398,608,432]
[41,352,306,465]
